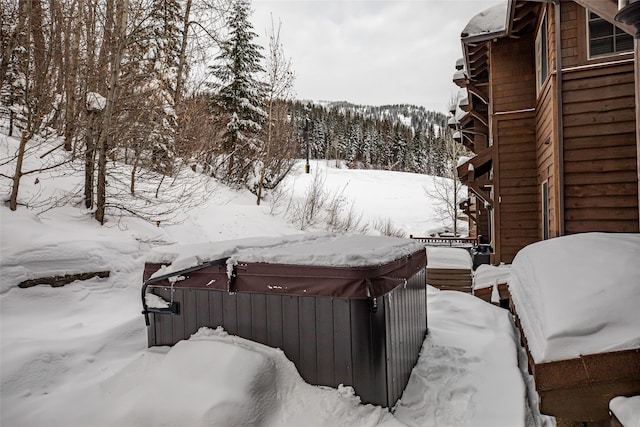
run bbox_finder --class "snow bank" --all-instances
[395,286,527,427]
[148,234,426,280]
[4,325,401,427]
[610,396,640,427]
[473,264,511,290]
[461,2,508,39]
[508,233,640,363]
[427,247,472,269]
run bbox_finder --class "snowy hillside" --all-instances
[1,131,542,427]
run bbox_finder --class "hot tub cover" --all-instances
[144,234,427,299]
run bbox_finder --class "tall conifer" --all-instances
[210,0,266,185]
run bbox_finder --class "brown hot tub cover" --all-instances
[143,234,427,299]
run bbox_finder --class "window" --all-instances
[541,181,549,240]
[588,12,633,58]
[535,13,548,93]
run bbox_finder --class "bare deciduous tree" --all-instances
[5,0,60,211]
[256,15,295,205]
[425,129,468,236]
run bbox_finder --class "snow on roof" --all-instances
[453,68,467,81]
[455,106,468,122]
[610,396,640,427]
[461,2,509,40]
[457,155,473,168]
[148,234,426,279]
[508,233,640,363]
[473,264,511,290]
[427,247,472,270]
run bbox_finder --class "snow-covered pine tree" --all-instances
[0,0,27,137]
[361,121,374,168]
[209,0,266,187]
[118,0,181,179]
[147,0,181,173]
[310,118,327,159]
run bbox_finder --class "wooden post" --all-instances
[636,38,640,230]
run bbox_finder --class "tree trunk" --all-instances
[256,98,273,205]
[64,0,82,152]
[174,0,192,107]
[84,111,97,208]
[29,0,46,100]
[130,148,141,195]
[95,130,107,224]
[9,131,29,211]
[96,0,115,94]
[95,0,127,224]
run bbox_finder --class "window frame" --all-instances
[586,10,634,59]
[541,181,549,240]
[535,11,548,95]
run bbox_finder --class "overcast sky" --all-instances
[250,0,501,114]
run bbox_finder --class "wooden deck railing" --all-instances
[409,235,479,247]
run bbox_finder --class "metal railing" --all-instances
[409,235,479,247]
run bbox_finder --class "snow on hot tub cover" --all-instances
[145,233,427,299]
[508,233,640,363]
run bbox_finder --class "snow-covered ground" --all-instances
[2,132,543,426]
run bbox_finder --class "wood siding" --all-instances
[492,35,536,113]
[462,0,640,261]
[560,2,580,67]
[493,112,540,264]
[636,39,640,230]
[562,61,639,233]
[426,268,472,293]
[491,35,539,263]
[536,77,558,238]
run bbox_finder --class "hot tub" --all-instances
[141,234,428,408]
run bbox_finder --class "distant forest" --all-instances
[288,102,451,176]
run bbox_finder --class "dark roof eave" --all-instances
[461,0,517,79]
[461,28,509,45]
[461,0,517,46]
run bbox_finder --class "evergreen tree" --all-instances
[0,1,27,137]
[119,0,181,177]
[411,125,426,173]
[209,0,266,186]
[310,118,327,158]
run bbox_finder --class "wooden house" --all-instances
[453,0,640,264]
